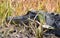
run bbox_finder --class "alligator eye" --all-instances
[51,13,54,15]
[55,14,59,16]
[26,11,31,15]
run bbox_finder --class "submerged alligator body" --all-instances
[6,10,60,37]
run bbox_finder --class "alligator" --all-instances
[6,10,60,37]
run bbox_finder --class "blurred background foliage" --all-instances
[12,0,60,15]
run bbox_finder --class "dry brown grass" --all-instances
[11,0,60,16]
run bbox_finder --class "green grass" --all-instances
[0,0,14,24]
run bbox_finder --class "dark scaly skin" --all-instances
[6,10,60,37]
